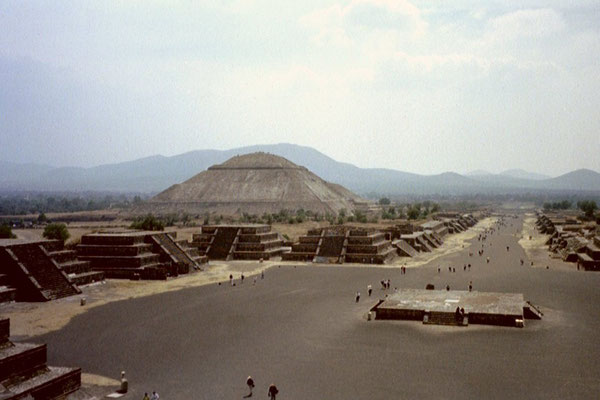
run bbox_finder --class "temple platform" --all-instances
[372,289,542,328]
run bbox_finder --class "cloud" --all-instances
[487,8,565,40]
[300,0,427,47]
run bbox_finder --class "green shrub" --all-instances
[130,214,165,231]
[43,223,70,242]
[0,224,16,239]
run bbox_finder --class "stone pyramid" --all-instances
[146,152,363,215]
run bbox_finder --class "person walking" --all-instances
[244,376,255,398]
[268,383,279,400]
[355,291,361,303]
[150,391,159,400]
[367,284,372,297]
[142,393,150,400]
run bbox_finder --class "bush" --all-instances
[407,207,420,220]
[355,211,368,223]
[577,200,598,218]
[0,224,16,239]
[43,223,70,242]
[130,214,165,231]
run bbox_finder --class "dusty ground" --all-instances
[2,217,495,338]
[2,260,279,338]
[7,213,597,399]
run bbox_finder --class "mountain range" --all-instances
[1,143,599,196]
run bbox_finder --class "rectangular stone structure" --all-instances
[372,289,532,328]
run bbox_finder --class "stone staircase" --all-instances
[392,239,418,258]
[523,301,543,320]
[192,225,285,261]
[317,236,345,258]
[176,239,207,265]
[421,232,440,248]
[2,242,80,301]
[151,233,201,273]
[46,242,104,287]
[0,318,81,399]
[207,228,239,260]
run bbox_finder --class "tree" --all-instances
[37,212,48,223]
[0,224,16,239]
[407,207,420,220]
[43,223,70,242]
[577,200,598,218]
[379,197,391,205]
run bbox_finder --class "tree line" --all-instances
[0,193,147,215]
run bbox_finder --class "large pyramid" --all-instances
[146,152,364,215]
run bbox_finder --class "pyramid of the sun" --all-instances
[147,152,364,215]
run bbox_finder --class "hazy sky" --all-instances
[1,0,599,176]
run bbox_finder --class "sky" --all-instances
[0,0,599,176]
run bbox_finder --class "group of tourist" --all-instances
[438,263,472,274]
[244,376,278,399]
[380,279,392,289]
[226,270,265,287]
[141,391,160,400]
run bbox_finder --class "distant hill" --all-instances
[1,143,599,195]
[499,169,550,181]
[465,170,493,177]
[540,169,600,191]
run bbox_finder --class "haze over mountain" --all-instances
[499,169,550,181]
[1,143,599,196]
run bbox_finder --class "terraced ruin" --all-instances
[77,231,204,280]
[190,224,285,261]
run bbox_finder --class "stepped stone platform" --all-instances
[0,240,82,302]
[77,231,202,280]
[190,225,285,261]
[371,289,542,328]
[577,236,600,271]
[0,318,81,399]
[282,227,395,264]
[420,220,448,237]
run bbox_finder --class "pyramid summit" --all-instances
[208,152,301,170]
[145,152,364,215]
